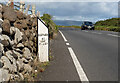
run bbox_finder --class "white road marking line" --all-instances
[66,43,70,46]
[59,30,68,42]
[68,47,89,83]
[59,30,89,82]
[107,34,120,37]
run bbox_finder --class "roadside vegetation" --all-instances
[95,18,120,32]
[57,25,81,28]
[41,14,58,39]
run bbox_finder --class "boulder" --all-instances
[17,43,24,48]
[11,50,18,60]
[0,61,3,68]
[10,74,20,81]
[29,41,33,47]
[12,50,22,58]
[0,13,2,19]
[1,56,17,73]
[19,73,24,80]
[16,11,26,20]
[0,4,2,13]
[14,20,28,30]
[23,47,32,60]
[10,27,15,35]
[0,28,2,34]
[24,64,32,74]
[1,40,9,47]
[22,58,29,64]
[16,59,24,72]
[0,69,10,82]
[14,28,23,44]
[1,35,14,46]
[24,30,30,38]
[0,56,12,72]
[0,43,4,56]
[3,6,17,22]
[5,51,17,73]
[2,19,10,34]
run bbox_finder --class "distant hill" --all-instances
[53,20,83,26]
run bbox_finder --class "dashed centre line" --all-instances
[59,30,89,83]
[66,43,70,46]
[107,34,120,37]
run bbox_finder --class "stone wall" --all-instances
[0,4,38,82]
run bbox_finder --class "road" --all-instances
[41,27,118,82]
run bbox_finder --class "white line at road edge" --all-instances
[59,30,89,83]
[59,31,68,42]
[68,47,89,83]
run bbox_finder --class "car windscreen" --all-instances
[84,22,93,25]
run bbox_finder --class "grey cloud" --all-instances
[28,2,118,21]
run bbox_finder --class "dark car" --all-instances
[81,21,95,30]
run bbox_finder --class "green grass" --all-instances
[57,25,81,28]
[95,25,120,32]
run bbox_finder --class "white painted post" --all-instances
[38,18,49,62]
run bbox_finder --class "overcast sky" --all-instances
[1,0,119,22]
[31,2,118,22]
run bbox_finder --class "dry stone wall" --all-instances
[0,4,38,82]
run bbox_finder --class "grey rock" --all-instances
[23,47,32,60]
[14,20,28,30]
[0,4,2,13]
[3,6,17,22]
[0,43,4,56]
[2,19,10,34]
[11,50,18,60]
[10,74,20,81]
[0,69,10,82]
[12,50,22,58]
[1,40,9,47]
[24,30,30,38]
[10,27,23,44]
[10,27,15,35]
[0,13,2,19]
[24,64,32,74]
[1,55,17,73]
[0,35,14,46]
[14,27,23,44]
[5,51,17,73]
[22,58,29,64]
[0,27,2,34]
[29,41,33,47]
[16,59,24,72]
[0,60,3,68]
[19,73,24,80]
[17,43,24,48]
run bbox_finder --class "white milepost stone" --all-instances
[38,18,49,62]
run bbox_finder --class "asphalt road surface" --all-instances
[41,27,118,82]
